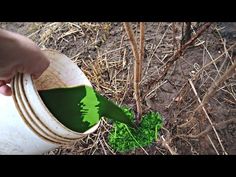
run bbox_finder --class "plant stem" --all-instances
[181,22,192,45]
[137,22,145,123]
[155,124,158,141]
[172,22,178,51]
[139,22,145,80]
[123,22,143,124]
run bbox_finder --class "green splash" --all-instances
[108,108,163,153]
[38,85,134,133]
[79,86,100,127]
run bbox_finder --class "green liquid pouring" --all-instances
[38,85,134,133]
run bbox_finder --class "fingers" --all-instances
[32,61,50,79]
[0,71,15,81]
[31,61,50,79]
[0,80,12,96]
[31,55,50,80]
[5,79,11,83]
[17,49,50,80]
[14,52,50,80]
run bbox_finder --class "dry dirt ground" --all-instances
[1,22,235,155]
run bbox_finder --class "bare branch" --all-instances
[201,60,236,107]
[123,22,143,124]
[145,22,212,97]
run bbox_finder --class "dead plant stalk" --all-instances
[123,22,144,124]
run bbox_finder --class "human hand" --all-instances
[0,29,50,96]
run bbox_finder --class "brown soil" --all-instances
[1,22,235,155]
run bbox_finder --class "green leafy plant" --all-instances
[108,107,163,153]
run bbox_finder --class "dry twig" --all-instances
[201,59,236,108]
[188,79,228,155]
[161,136,178,155]
[123,22,143,124]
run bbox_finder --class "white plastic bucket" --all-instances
[0,50,99,154]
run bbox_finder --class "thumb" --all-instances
[31,58,50,80]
